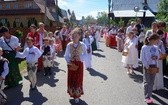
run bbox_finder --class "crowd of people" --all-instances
[0,22,102,104]
[0,18,167,104]
[103,18,168,104]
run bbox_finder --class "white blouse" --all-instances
[16,46,42,63]
[0,36,20,51]
[140,45,160,69]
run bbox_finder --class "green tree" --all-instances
[85,15,96,26]
[0,22,3,27]
[28,20,31,27]
[118,17,124,27]
[13,21,16,28]
[97,11,108,26]
[34,19,37,27]
[156,0,168,22]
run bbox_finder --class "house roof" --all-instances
[111,0,160,13]
[113,10,155,17]
[34,0,65,22]
[34,1,55,21]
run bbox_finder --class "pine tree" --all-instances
[13,21,16,28]
[7,21,10,27]
[28,20,31,27]
[20,22,23,28]
[0,22,3,27]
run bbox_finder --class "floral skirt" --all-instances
[67,61,84,98]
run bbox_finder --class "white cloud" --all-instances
[58,0,69,9]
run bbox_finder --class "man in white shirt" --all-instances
[16,37,42,90]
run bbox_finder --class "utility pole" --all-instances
[108,0,111,25]
[143,0,148,24]
[44,0,47,25]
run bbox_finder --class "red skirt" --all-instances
[109,35,117,47]
[67,61,84,98]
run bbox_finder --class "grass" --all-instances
[18,60,27,73]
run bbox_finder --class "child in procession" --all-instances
[122,31,138,75]
[16,37,42,90]
[0,47,9,104]
[140,34,160,104]
[64,27,87,103]
[83,31,94,69]
[49,38,57,67]
[54,30,62,54]
[41,37,53,76]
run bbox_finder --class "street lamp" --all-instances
[134,6,140,20]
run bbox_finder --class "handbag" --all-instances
[146,67,159,74]
[68,63,79,71]
[159,53,167,60]
[122,51,128,56]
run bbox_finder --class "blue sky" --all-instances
[58,0,108,20]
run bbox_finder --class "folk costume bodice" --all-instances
[69,42,83,61]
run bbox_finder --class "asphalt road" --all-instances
[5,39,168,105]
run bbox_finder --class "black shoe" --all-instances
[31,85,37,90]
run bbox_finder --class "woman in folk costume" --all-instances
[83,31,94,69]
[60,25,71,51]
[122,31,139,75]
[27,24,43,71]
[157,21,168,78]
[64,27,87,103]
[90,26,97,51]
[152,30,166,90]
[0,26,22,88]
[37,22,48,47]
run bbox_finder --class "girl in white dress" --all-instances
[83,31,94,69]
[122,31,139,74]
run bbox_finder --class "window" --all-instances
[0,18,7,25]
[0,4,2,9]
[14,3,18,9]
[25,2,33,8]
[15,18,20,27]
[15,18,20,23]
[6,3,10,9]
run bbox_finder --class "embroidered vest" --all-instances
[69,42,83,61]
[42,45,51,55]
[0,58,8,76]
